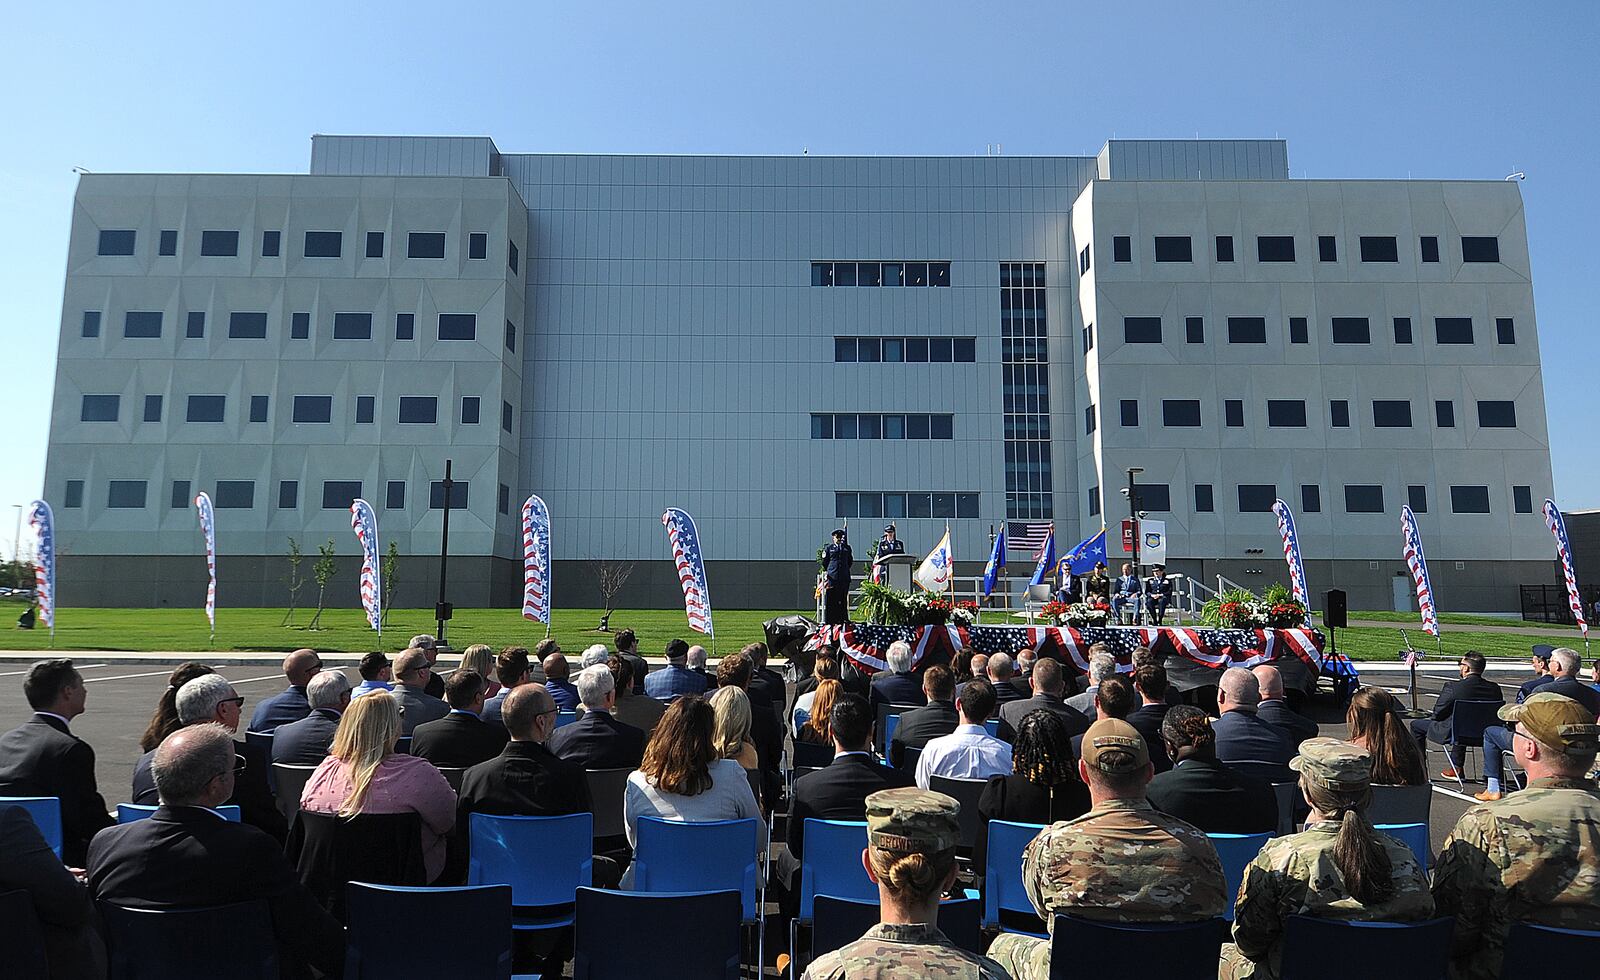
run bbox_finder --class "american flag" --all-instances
[1543,499,1588,636]
[1007,521,1053,554]
[663,507,713,637]
[1399,505,1439,637]
[194,491,217,635]
[1271,499,1311,623]
[349,499,382,634]
[521,495,552,625]
[27,500,54,635]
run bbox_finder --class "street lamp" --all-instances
[1125,468,1144,624]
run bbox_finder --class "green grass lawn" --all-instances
[1345,610,1580,631]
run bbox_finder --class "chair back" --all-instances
[286,810,427,921]
[1208,832,1273,921]
[884,712,901,748]
[244,730,274,758]
[344,883,512,979]
[1272,781,1302,837]
[394,736,412,755]
[874,702,919,753]
[632,816,761,921]
[1366,784,1432,827]
[1501,921,1600,978]
[799,819,875,921]
[585,768,632,839]
[1279,915,1455,980]
[556,710,578,728]
[983,820,1047,931]
[436,767,466,791]
[573,887,741,979]
[901,746,923,774]
[1450,701,1501,746]
[1028,584,1053,602]
[0,889,48,979]
[1225,759,1296,784]
[468,811,593,907]
[270,763,320,823]
[791,739,834,769]
[117,803,239,823]
[928,775,987,853]
[100,900,279,980]
[1374,822,1431,871]
[812,894,981,959]
[1049,915,1226,980]
[0,797,63,859]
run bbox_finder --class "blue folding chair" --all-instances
[632,817,763,968]
[555,710,578,728]
[812,894,982,957]
[885,713,901,748]
[100,900,279,980]
[985,718,1001,737]
[1279,915,1455,980]
[117,803,240,823]
[1049,915,1226,980]
[573,887,741,980]
[793,820,875,967]
[983,820,1047,934]
[0,797,62,860]
[1447,700,1503,789]
[790,739,834,769]
[344,883,513,979]
[1208,832,1273,921]
[1375,822,1431,871]
[468,812,593,931]
[1501,921,1600,978]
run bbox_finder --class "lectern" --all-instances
[873,553,919,591]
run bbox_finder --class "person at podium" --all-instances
[1144,564,1174,625]
[877,524,905,558]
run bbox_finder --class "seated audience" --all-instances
[411,669,511,770]
[248,648,322,732]
[1252,664,1319,747]
[350,651,393,698]
[409,633,447,699]
[607,654,666,733]
[745,642,787,716]
[869,641,927,711]
[1220,739,1434,979]
[1009,649,1036,699]
[543,651,580,711]
[987,652,1025,704]
[969,654,990,685]
[456,644,500,701]
[714,652,784,809]
[916,678,1013,788]
[644,639,708,701]
[1069,676,1138,759]
[0,660,114,866]
[1128,664,1175,772]
[709,685,761,775]
[1065,649,1119,714]
[889,665,959,769]
[300,691,456,883]
[138,662,215,752]
[786,694,913,865]
[977,709,1090,875]
[87,724,344,977]
[686,643,716,690]
[997,657,1091,742]
[793,655,841,734]
[391,647,449,735]
[1408,651,1503,780]
[579,643,610,669]
[0,801,104,979]
[548,664,646,770]
[272,670,352,765]
[1213,667,1296,769]
[1344,687,1425,786]
[1147,706,1279,834]
[796,678,843,746]
[612,628,649,694]
[483,646,533,726]
[1518,645,1555,703]
[458,684,591,821]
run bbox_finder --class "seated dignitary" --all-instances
[410,668,510,770]
[986,718,1226,980]
[1251,664,1319,747]
[801,787,1011,980]
[986,652,1026,704]
[300,691,456,883]
[915,678,1013,788]
[248,648,322,732]
[1146,707,1278,834]
[482,646,533,726]
[1064,648,1119,715]
[643,638,708,700]
[1432,691,1600,980]
[391,647,450,735]
[409,633,447,699]
[543,651,580,711]
[1344,687,1426,786]
[888,665,959,769]
[607,653,666,734]
[138,662,215,752]
[1213,667,1297,770]
[350,651,392,698]
[997,657,1091,743]
[1408,650,1503,779]
[0,800,104,979]
[132,673,286,842]
[869,641,928,711]
[87,723,344,978]
[1220,738,1434,980]
[1478,646,1600,802]
[977,710,1090,876]
[271,669,352,765]
[0,658,113,866]
[548,663,646,770]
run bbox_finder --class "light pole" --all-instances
[11,504,22,564]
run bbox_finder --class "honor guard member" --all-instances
[878,524,905,557]
[801,787,1012,980]
[1144,564,1174,625]
[823,528,854,625]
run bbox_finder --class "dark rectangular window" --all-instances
[322,481,362,510]
[812,262,833,286]
[1257,236,1296,262]
[1163,399,1202,427]
[1345,485,1385,513]
[508,240,519,275]
[1451,485,1491,514]
[905,337,928,362]
[80,394,120,421]
[502,400,514,433]
[1461,236,1500,263]
[386,481,406,509]
[1360,236,1399,262]
[82,311,101,337]
[1408,485,1428,513]
[186,395,225,422]
[248,395,268,423]
[1435,317,1474,344]
[468,233,487,259]
[1496,317,1515,345]
[1331,400,1350,428]
[1078,246,1091,274]
[98,230,136,255]
[932,493,956,519]
[1302,485,1322,513]
[858,262,881,287]
[810,414,832,439]
[1153,236,1192,262]
[905,262,928,286]
[858,414,882,440]
[396,313,414,340]
[904,414,926,439]
[1267,400,1307,427]
[1372,400,1413,427]
[143,394,162,422]
[430,481,469,509]
[953,337,975,362]
[291,312,310,340]
[1120,400,1139,427]
[304,231,342,257]
[1195,484,1214,512]
[1227,317,1267,344]
[158,230,177,256]
[835,492,858,519]
[64,481,83,508]
[836,414,858,439]
[364,232,384,258]
[355,396,374,424]
[498,483,511,514]
[1084,405,1096,435]
[1318,236,1337,262]
[835,262,857,286]
[228,312,268,339]
[107,480,147,509]
[438,314,476,341]
[278,481,298,509]
[185,311,205,338]
[929,338,953,362]
[1393,317,1413,344]
[1113,236,1131,262]
[1238,485,1277,513]
[1185,316,1204,344]
[958,493,979,519]
[1224,399,1245,427]
[262,230,280,257]
[1435,400,1455,428]
[398,396,437,424]
[930,414,953,439]
[883,414,905,439]
[1477,400,1517,428]
[332,313,372,340]
[461,397,480,424]
[1512,485,1533,514]
[834,337,856,362]
[882,265,903,289]
[214,480,254,509]
[1140,484,1172,512]
[407,232,446,258]
[1124,317,1162,344]
[292,396,332,423]
[505,320,516,352]
[200,230,238,257]
[124,311,163,338]
[1289,317,1308,344]
[1331,317,1371,344]
[171,480,190,509]
[1420,236,1440,262]
[1215,236,1234,262]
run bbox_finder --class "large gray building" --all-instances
[43,135,1560,612]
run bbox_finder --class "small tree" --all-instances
[280,537,306,626]
[381,541,399,627]
[306,539,337,630]
[592,558,636,631]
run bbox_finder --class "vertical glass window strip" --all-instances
[1000,262,1052,519]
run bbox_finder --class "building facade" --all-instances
[42,136,1560,611]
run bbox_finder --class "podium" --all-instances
[873,553,919,591]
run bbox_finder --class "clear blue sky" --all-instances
[3,1,1596,558]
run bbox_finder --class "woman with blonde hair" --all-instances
[1345,687,1426,786]
[709,686,760,771]
[455,643,500,700]
[299,690,457,882]
[797,678,843,746]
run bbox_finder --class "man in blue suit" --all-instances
[643,639,708,701]
[248,648,322,733]
[869,641,927,712]
[1111,562,1141,625]
[271,671,351,765]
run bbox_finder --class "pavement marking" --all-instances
[83,670,182,684]
[0,663,108,677]
[1432,783,1485,805]
[230,674,291,685]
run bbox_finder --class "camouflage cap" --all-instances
[1499,691,1600,756]
[1289,737,1372,790]
[1080,718,1149,774]
[863,787,961,854]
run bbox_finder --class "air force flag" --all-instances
[1140,519,1167,564]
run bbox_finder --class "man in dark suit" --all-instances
[410,633,448,699]
[1147,706,1278,834]
[247,648,321,733]
[868,640,927,712]
[715,653,784,808]
[1144,564,1174,626]
[612,629,650,695]
[1212,667,1297,773]
[0,800,104,978]
[271,670,351,765]
[412,669,511,770]
[482,646,533,727]
[686,644,717,692]
[392,647,451,735]
[88,724,345,977]
[1252,664,1319,748]
[1517,645,1556,704]
[997,658,1091,743]
[607,655,666,734]
[548,665,646,770]
[986,653,1027,705]
[458,684,591,823]
[0,659,113,867]
[744,642,788,727]
[1128,664,1175,773]
[1008,650,1037,701]
[888,665,959,769]
[1409,650,1505,778]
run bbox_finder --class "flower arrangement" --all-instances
[1202,583,1307,629]
[1041,599,1109,627]
[904,593,979,626]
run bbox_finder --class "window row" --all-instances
[1103,481,1534,517]
[61,478,514,515]
[809,413,953,440]
[1107,234,1499,266]
[81,393,514,431]
[1104,397,1518,431]
[834,491,979,520]
[811,261,951,287]
[1119,314,1515,347]
[80,309,512,348]
[96,229,519,273]
[832,336,976,363]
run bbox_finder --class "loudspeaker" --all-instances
[1324,589,1347,628]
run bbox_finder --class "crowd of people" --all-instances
[0,633,1597,979]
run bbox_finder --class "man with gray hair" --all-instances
[272,670,352,764]
[987,652,1025,705]
[410,633,447,698]
[580,644,610,669]
[87,723,345,976]
[687,644,715,689]
[1478,646,1600,801]
[393,647,451,735]
[1066,650,1119,715]
[1212,666,1295,771]
[869,640,926,711]
[548,663,646,770]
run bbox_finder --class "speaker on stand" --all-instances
[1322,589,1350,704]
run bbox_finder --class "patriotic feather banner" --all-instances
[1400,505,1439,637]
[27,500,55,637]
[1271,499,1311,625]
[349,499,382,635]
[1543,499,1588,636]
[522,495,552,626]
[194,491,217,637]
[662,507,713,637]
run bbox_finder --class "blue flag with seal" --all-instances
[981,526,1006,597]
[1027,527,1056,588]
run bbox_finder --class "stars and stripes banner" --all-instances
[981,527,1006,597]
[521,495,552,626]
[915,528,954,592]
[194,492,217,635]
[26,500,54,635]
[349,499,382,634]
[1400,505,1439,637]
[1543,499,1588,636]
[1007,521,1053,553]
[1271,499,1311,624]
[662,507,713,636]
